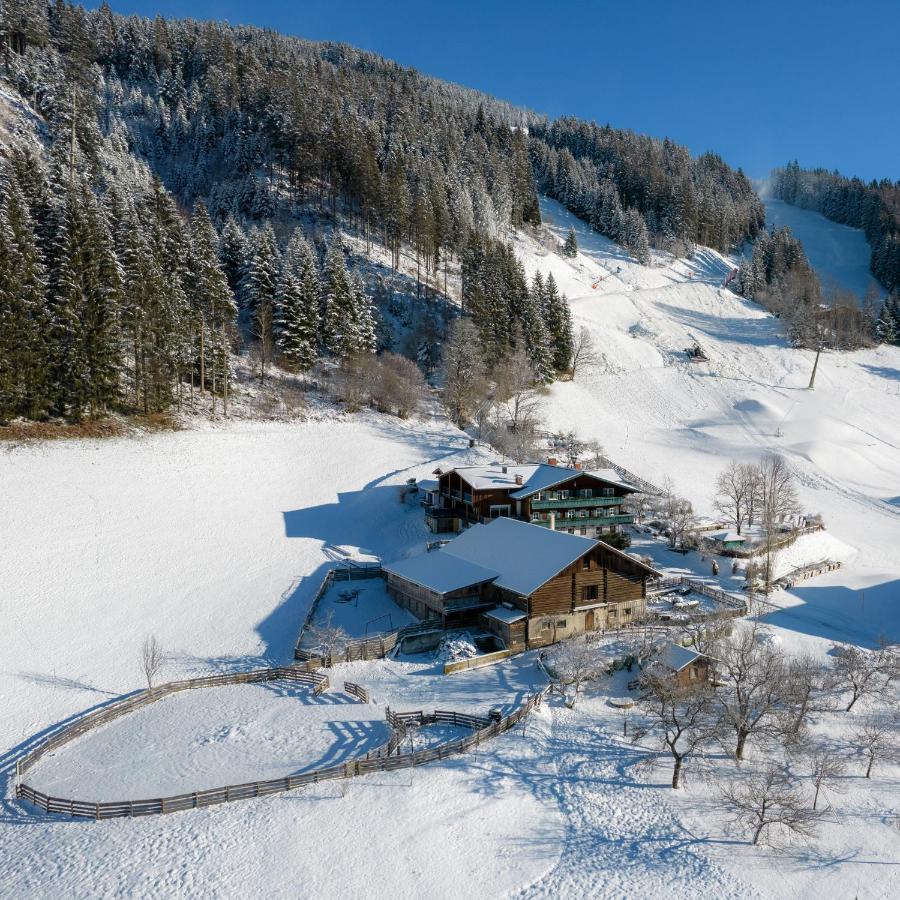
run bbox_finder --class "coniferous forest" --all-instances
[0,1,809,423]
[773,161,900,293]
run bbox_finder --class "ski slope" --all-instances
[520,196,900,645]
[763,197,883,300]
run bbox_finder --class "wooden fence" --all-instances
[647,575,747,616]
[343,681,371,704]
[17,686,550,820]
[443,649,514,675]
[295,622,439,667]
[700,524,826,559]
[14,665,329,787]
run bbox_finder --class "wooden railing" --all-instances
[17,686,550,820]
[14,666,329,778]
[647,575,747,615]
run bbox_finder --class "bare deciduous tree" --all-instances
[828,641,898,712]
[711,623,785,760]
[141,634,166,691]
[307,611,350,659]
[714,460,755,536]
[440,319,489,426]
[548,635,605,707]
[779,652,825,738]
[637,675,719,789]
[759,455,799,593]
[371,352,426,418]
[805,748,847,810]
[853,717,897,779]
[720,763,823,847]
[570,326,598,378]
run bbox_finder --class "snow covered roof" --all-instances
[654,642,704,672]
[417,479,439,493]
[483,606,527,624]
[586,468,640,492]
[443,463,637,499]
[442,518,598,597]
[713,531,746,544]
[381,552,497,595]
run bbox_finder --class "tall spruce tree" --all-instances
[542,272,574,373]
[190,201,237,401]
[276,227,321,369]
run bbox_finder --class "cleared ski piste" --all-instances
[762,196,883,301]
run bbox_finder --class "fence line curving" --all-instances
[16,685,550,820]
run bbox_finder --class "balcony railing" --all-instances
[531,513,634,528]
[531,496,622,510]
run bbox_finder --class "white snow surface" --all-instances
[27,682,391,801]
[763,197,883,300]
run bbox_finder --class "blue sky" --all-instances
[87,0,900,182]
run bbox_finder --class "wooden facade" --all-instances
[384,527,655,651]
[430,465,635,538]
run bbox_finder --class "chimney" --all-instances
[549,512,556,531]
[547,457,558,467]
[514,474,524,485]
[574,462,582,470]
[502,465,508,474]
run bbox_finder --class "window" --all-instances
[580,526,587,535]
[582,585,598,601]
[582,557,591,571]
[556,618,567,629]
[624,607,632,616]
[489,505,511,518]
[559,490,570,499]
[541,620,551,632]
[579,488,593,498]
[690,666,698,681]
[602,487,614,497]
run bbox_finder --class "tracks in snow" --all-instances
[517,704,754,900]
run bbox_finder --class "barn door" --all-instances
[585,610,595,631]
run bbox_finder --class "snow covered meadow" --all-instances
[1,201,899,897]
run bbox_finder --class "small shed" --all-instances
[646,642,711,688]
[711,531,747,553]
[480,605,527,650]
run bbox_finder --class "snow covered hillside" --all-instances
[763,197,882,300]
[519,196,900,644]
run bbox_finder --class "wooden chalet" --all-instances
[382,518,660,651]
[426,460,637,538]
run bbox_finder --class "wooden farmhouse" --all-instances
[382,518,660,650]
[645,643,711,689]
[425,460,638,538]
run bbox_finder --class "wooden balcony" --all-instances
[531,496,622,510]
[530,513,634,528]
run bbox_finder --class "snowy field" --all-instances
[26,682,390,801]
